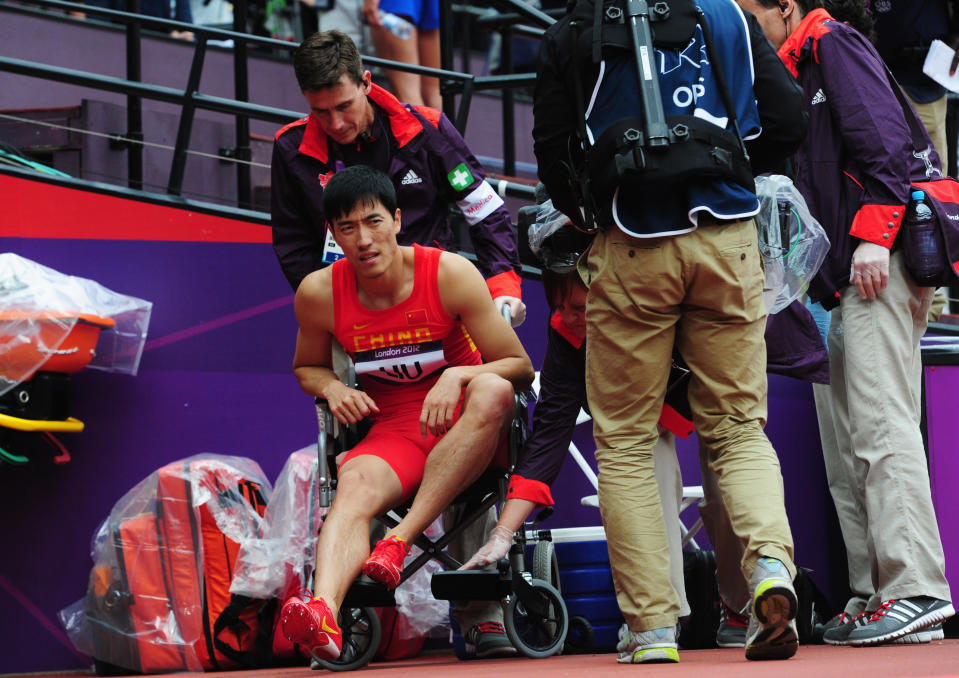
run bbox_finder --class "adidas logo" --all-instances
[401,169,422,185]
[811,89,826,105]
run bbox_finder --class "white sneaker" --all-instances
[745,557,798,660]
[615,623,680,663]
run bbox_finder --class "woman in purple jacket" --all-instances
[739,0,954,647]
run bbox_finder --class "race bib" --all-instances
[354,339,447,384]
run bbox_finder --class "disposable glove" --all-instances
[458,525,514,570]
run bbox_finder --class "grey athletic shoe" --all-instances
[465,621,518,658]
[822,610,871,646]
[716,600,748,648]
[811,610,845,644]
[894,622,945,644]
[616,623,680,664]
[846,598,954,646]
[820,611,848,635]
[744,557,798,660]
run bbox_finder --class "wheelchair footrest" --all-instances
[343,575,397,608]
[431,569,512,601]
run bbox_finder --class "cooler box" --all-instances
[552,526,622,651]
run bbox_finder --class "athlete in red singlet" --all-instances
[279,166,533,663]
[332,243,486,496]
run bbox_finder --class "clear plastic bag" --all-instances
[394,518,449,637]
[754,175,831,314]
[0,253,152,397]
[59,454,271,673]
[231,447,327,600]
[527,199,591,272]
[528,199,571,255]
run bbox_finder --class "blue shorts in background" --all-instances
[379,0,439,30]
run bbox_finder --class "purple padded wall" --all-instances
[0,235,308,673]
[925,362,959,600]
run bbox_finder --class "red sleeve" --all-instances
[486,270,522,299]
[507,474,554,507]
[848,203,905,249]
[658,403,694,439]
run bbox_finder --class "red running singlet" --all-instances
[331,244,482,421]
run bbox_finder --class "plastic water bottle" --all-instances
[379,11,414,40]
[902,189,944,286]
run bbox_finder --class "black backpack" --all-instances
[565,0,754,231]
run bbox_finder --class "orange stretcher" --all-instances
[0,311,116,463]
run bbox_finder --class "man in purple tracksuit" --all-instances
[739,0,954,647]
[271,30,525,327]
[270,30,523,658]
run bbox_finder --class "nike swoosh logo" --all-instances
[321,617,339,635]
[353,321,373,330]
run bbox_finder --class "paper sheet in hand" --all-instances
[922,39,959,93]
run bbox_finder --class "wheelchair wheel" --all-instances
[312,605,380,672]
[564,615,595,653]
[504,579,569,659]
[532,540,561,594]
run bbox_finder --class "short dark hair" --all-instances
[823,0,875,41]
[541,269,586,312]
[322,165,398,227]
[293,30,364,92]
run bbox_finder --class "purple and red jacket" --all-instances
[270,83,522,299]
[778,8,942,309]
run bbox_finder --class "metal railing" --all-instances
[443,1,559,176]
[0,0,548,211]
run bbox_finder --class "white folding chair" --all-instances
[530,372,707,549]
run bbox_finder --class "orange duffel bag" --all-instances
[64,455,274,674]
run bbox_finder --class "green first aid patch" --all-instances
[447,163,475,191]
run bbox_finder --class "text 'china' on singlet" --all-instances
[332,244,482,417]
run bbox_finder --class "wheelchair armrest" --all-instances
[313,396,372,508]
[314,398,340,509]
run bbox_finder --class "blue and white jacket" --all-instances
[533,0,807,237]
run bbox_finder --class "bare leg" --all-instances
[388,373,515,543]
[417,28,442,109]
[370,25,424,106]
[313,455,404,611]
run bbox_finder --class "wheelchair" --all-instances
[310,367,569,670]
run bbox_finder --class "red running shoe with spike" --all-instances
[362,535,410,589]
[280,593,342,661]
